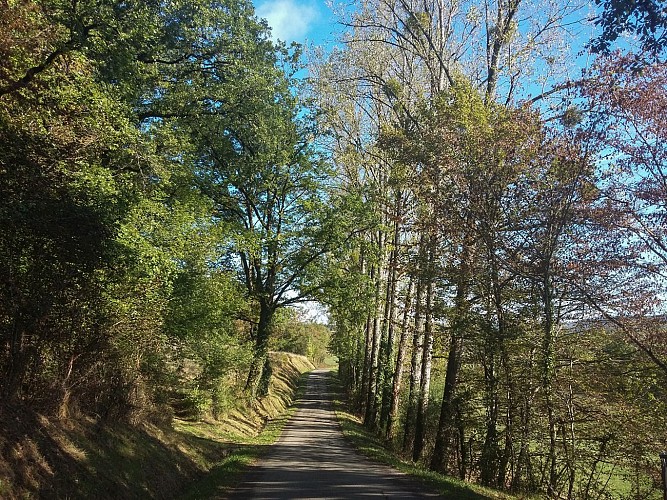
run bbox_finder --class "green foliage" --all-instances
[0,26,149,412]
[271,308,332,366]
[332,373,520,500]
[591,0,667,60]
[324,56,666,497]
[182,388,213,420]
[0,0,318,424]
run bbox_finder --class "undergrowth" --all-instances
[330,372,534,500]
[0,352,313,499]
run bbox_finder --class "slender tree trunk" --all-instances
[365,231,385,428]
[380,195,402,431]
[354,250,370,411]
[457,409,470,480]
[376,245,394,430]
[413,236,436,462]
[368,291,383,428]
[387,278,413,441]
[364,264,379,425]
[403,255,424,453]
[486,252,509,488]
[513,402,531,491]
[512,348,536,493]
[359,308,373,413]
[351,325,362,393]
[565,357,576,500]
[584,437,610,498]
[498,351,514,488]
[542,273,558,498]
[481,291,505,486]
[480,353,500,486]
[358,251,373,413]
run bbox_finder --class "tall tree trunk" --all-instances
[542,273,558,498]
[565,356,576,500]
[358,251,373,413]
[387,278,413,441]
[480,254,506,486]
[376,246,394,430]
[430,248,469,473]
[480,353,500,486]
[351,325,362,393]
[245,299,275,397]
[512,347,536,492]
[403,249,425,453]
[359,311,373,411]
[413,235,436,462]
[364,264,379,425]
[498,350,514,489]
[380,195,402,431]
[365,231,385,428]
[355,250,371,412]
[430,329,464,471]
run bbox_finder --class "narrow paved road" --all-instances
[228,369,440,499]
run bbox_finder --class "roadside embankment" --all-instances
[0,352,313,499]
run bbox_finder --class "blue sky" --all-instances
[254,0,337,46]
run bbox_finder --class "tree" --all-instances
[575,54,667,374]
[184,62,354,394]
[340,0,589,103]
[0,0,158,411]
[591,0,667,60]
[0,0,316,417]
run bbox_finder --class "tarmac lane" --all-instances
[227,369,440,499]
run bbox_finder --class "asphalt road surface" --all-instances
[227,369,440,499]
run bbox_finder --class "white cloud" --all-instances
[256,0,318,42]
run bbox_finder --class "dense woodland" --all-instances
[1,0,667,498]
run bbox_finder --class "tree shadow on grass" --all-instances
[0,404,231,499]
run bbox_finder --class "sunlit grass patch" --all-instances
[179,366,312,498]
[0,352,313,499]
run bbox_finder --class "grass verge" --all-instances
[179,368,311,499]
[330,372,533,500]
[0,352,313,499]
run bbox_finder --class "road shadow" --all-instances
[225,370,442,499]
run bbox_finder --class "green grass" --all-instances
[590,461,662,500]
[0,352,314,499]
[321,354,339,369]
[330,373,534,500]
[178,369,311,499]
[178,408,289,499]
